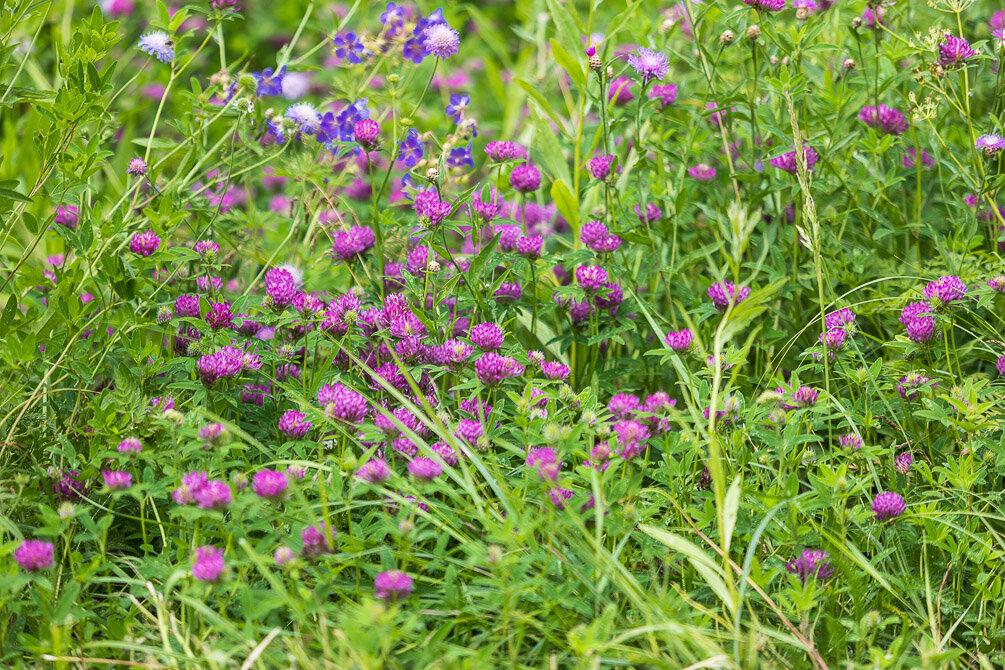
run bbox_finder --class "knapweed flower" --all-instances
[102,470,132,491]
[897,372,937,400]
[194,480,232,509]
[785,550,833,584]
[117,437,142,453]
[976,134,1005,156]
[192,546,225,583]
[627,47,669,83]
[990,276,1005,293]
[997,354,1005,376]
[129,230,161,257]
[470,322,505,350]
[408,457,442,481]
[894,452,914,474]
[138,31,174,63]
[939,33,976,68]
[587,154,614,181]
[264,268,297,308]
[278,410,311,439]
[332,31,367,63]
[858,105,909,136]
[423,22,460,59]
[707,281,750,310]
[510,163,541,193]
[649,83,679,106]
[608,77,634,105]
[871,491,906,521]
[923,275,967,309]
[688,163,716,180]
[742,0,785,10]
[475,353,524,386]
[15,540,55,572]
[770,146,819,173]
[374,570,413,601]
[357,458,391,484]
[252,469,288,500]
[127,158,148,176]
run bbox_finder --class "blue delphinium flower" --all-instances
[254,66,286,96]
[398,129,424,167]
[445,94,469,123]
[138,32,174,63]
[333,32,368,64]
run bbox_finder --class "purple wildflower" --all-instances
[192,546,225,582]
[871,491,906,521]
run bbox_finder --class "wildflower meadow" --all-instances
[3,0,1005,667]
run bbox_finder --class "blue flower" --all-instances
[397,129,424,168]
[254,66,287,97]
[447,142,474,168]
[333,32,368,64]
[380,2,407,37]
[402,38,427,64]
[138,32,174,63]
[445,94,470,123]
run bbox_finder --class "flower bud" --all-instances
[720,30,735,46]
[237,73,258,92]
[851,17,862,29]
[425,166,439,183]
[842,57,856,71]
[746,25,760,41]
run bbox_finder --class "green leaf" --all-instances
[550,179,579,233]
[131,137,175,150]
[549,38,585,89]
[638,524,735,613]
[531,109,571,188]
